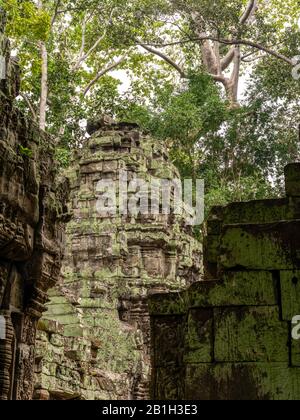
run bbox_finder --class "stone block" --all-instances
[285,163,300,196]
[63,324,84,337]
[184,308,213,364]
[214,307,289,362]
[152,316,184,367]
[80,161,103,174]
[206,218,222,235]
[148,291,187,316]
[189,271,278,308]
[153,366,185,400]
[220,222,300,270]
[50,334,64,347]
[38,319,64,335]
[280,270,300,321]
[102,160,118,173]
[223,198,290,224]
[185,363,300,400]
[291,338,300,367]
[33,389,50,400]
[203,234,219,266]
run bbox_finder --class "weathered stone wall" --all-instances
[34,118,202,400]
[150,163,300,400]
[0,12,69,400]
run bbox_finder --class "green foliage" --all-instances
[18,145,33,157]
[117,66,296,215]
[1,0,51,41]
[55,148,71,168]
[2,0,300,220]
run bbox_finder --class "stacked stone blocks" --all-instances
[150,163,300,400]
[35,119,202,400]
[0,11,69,400]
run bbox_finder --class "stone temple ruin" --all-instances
[150,164,300,400]
[34,118,202,400]
[0,16,69,400]
[1,13,300,400]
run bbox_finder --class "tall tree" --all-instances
[133,0,299,106]
[1,0,137,134]
[2,0,300,212]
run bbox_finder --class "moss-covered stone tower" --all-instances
[34,118,202,400]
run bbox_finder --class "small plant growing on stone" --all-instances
[19,145,32,158]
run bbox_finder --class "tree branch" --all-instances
[190,11,219,75]
[221,1,258,71]
[209,73,227,83]
[228,46,241,104]
[51,0,62,27]
[83,57,126,97]
[240,0,257,24]
[241,49,266,62]
[143,37,294,66]
[221,48,235,71]
[74,33,106,71]
[73,8,115,71]
[213,36,222,75]
[242,55,265,62]
[216,38,293,65]
[20,93,38,121]
[139,43,187,78]
[75,15,87,69]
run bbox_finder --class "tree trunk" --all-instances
[38,0,48,131]
[190,12,243,107]
[39,41,48,131]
